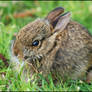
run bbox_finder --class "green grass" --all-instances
[0,1,92,91]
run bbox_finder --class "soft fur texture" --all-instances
[11,7,92,83]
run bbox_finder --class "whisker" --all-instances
[25,60,39,73]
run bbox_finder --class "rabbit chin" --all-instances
[10,54,25,72]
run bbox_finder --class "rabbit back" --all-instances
[49,20,92,80]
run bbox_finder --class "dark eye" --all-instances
[32,40,39,46]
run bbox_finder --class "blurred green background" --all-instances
[0,1,92,91]
[0,1,92,31]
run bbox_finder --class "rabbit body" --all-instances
[11,7,92,82]
[51,21,92,81]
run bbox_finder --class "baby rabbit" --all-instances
[11,7,92,83]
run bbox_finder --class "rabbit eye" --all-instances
[32,40,39,46]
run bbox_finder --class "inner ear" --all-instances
[45,7,64,24]
[54,12,71,32]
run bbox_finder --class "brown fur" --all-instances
[11,7,92,83]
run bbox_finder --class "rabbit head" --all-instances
[12,7,71,70]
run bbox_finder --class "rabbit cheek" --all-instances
[25,55,42,69]
[23,48,43,68]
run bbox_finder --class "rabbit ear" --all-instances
[46,7,64,23]
[48,12,71,45]
[54,12,71,32]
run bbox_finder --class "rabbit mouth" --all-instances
[24,54,43,69]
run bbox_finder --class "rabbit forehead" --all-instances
[17,18,50,46]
